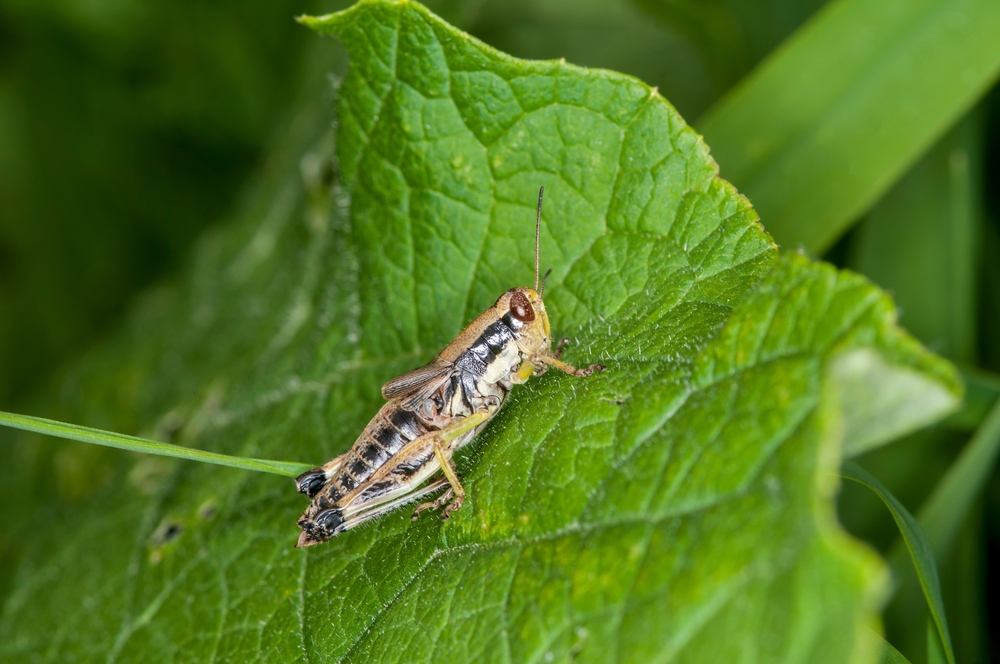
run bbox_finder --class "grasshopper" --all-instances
[294,188,605,547]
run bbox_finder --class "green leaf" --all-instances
[442,0,717,120]
[829,349,959,458]
[698,0,1000,253]
[0,411,313,478]
[841,461,956,664]
[0,1,960,661]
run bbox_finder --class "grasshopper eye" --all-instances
[509,292,535,322]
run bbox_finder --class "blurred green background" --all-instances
[0,0,996,661]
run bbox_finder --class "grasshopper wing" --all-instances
[381,360,454,400]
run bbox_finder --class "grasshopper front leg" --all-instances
[533,352,605,377]
[513,341,604,383]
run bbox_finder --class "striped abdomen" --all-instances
[300,403,430,504]
[296,400,459,543]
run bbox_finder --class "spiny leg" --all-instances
[410,408,492,520]
[411,486,453,520]
[533,353,605,377]
[411,440,465,520]
[554,337,571,359]
[334,478,448,531]
[431,439,465,519]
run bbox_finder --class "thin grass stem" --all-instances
[0,410,313,478]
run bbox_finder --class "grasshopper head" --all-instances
[495,287,551,356]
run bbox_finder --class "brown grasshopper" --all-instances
[294,188,605,547]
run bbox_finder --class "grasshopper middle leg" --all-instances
[410,408,492,520]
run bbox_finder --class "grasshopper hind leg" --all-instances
[411,487,453,520]
[412,437,467,521]
[298,479,451,547]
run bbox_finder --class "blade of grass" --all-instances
[849,111,982,363]
[927,619,948,664]
[698,0,1000,254]
[879,390,1000,663]
[913,395,1000,561]
[0,410,313,478]
[842,110,985,659]
[634,0,830,106]
[841,461,956,664]
[872,630,913,664]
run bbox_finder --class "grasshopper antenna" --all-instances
[535,186,544,292]
[540,268,553,299]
